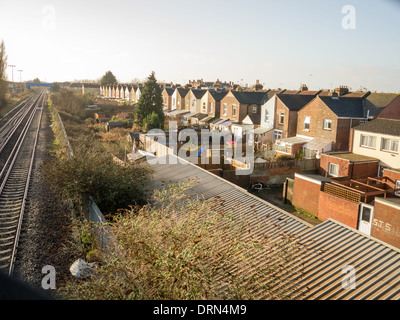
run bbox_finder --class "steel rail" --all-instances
[8,91,45,276]
[0,93,42,184]
[0,89,46,275]
[0,92,42,155]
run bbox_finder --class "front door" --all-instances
[358,204,374,235]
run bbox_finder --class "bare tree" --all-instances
[0,40,8,108]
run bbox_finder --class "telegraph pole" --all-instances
[8,64,15,92]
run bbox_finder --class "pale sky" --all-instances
[1,0,400,92]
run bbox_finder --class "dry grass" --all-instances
[59,180,304,300]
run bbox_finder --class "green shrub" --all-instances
[44,136,153,215]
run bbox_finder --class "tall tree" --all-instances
[134,71,164,130]
[100,71,117,86]
[0,40,8,108]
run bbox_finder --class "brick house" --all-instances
[219,91,267,124]
[162,87,175,111]
[207,90,227,118]
[173,87,188,111]
[130,85,138,103]
[296,96,368,154]
[273,94,316,141]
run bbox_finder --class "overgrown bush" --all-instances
[50,89,93,120]
[44,135,153,215]
[59,180,303,300]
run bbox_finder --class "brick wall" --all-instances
[274,99,290,138]
[291,176,321,217]
[251,165,301,186]
[383,169,400,189]
[319,154,379,179]
[371,199,400,249]
[162,91,172,110]
[219,93,243,122]
[352,162,379,179]
[297,98,337,141]
[318,192,359,229]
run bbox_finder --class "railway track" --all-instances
[0,90,46,276]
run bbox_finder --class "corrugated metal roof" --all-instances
[148,155,400,300]
[290,219,400,300]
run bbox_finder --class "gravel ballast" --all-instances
[12,105,80,299]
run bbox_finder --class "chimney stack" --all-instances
[300,84,308,92]
[334,85,349,96]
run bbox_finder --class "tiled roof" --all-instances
[164,87,175,96]
[191,89,207,99]
[209,90,228,102]
[364,93,399,116]
[277,94,316,111]
[353,118,400,136]
[318,96,365,118]
[231,91,268,105]
[281,90,300,95]
[176,87,189,97]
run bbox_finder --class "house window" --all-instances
[253,106,257,113]
[209,102,213,113]
[273,129,282,141]
[360,135,376,148]
[323,119,332,130]
[264,109,269,122]
[328,163,339,177]
[285,145,291,154]
[202,102,206,112]
[187,99,189,106]
[381,138,399,153]
[304,116,311,131]
[396,180,400,197]
[279,112,284,125]
[192,99,196,107]
[173,98,176,106]
[177,100,180,106]
[223,103,227,116]
[232,104,237,117]
[304,148,317,159]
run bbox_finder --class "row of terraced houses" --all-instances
[92,78,400,300]
[98,80,400,249]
